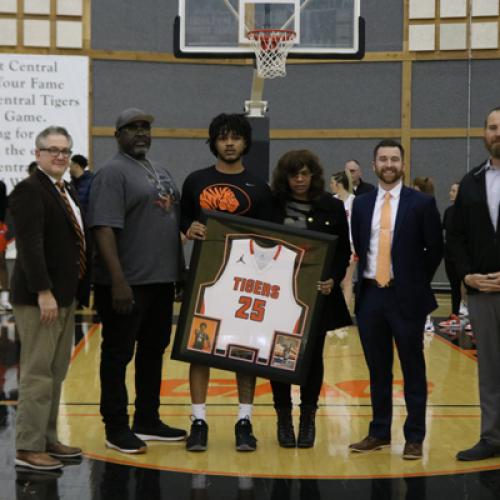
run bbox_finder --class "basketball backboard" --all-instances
[175,0,364,59]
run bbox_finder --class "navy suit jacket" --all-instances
[351,185,443,320]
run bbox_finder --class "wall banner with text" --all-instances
[0,54,89,193]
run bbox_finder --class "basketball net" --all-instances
[247,29,296,79]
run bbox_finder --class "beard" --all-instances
[375,167,404,184]
[486,138,500,159]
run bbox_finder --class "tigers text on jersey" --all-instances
[197,236,307,364]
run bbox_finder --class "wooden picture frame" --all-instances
[171,210,337,384]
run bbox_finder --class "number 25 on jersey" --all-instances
[235,296,266,322]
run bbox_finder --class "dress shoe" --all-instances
[47,441,82,458]
[349,436,390,453]
[456,439,500,461]
[15,451,63,470]
[403,442,423,460]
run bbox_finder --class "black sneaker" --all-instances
[235,418,257,451]
[132,420,187,441]
[105,427,147,454]
[186,419,208,452]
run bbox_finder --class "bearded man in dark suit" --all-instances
[349,140,443,460]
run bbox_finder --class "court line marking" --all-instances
[81,451,500,480]
[70,323,100,363]
[57,411,481,418]
[433,333,477,361]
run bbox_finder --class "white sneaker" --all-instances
[1,301,12,311]
[459,302,469,317]
[424,319,435,333]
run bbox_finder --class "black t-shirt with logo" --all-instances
[180,166,273,233]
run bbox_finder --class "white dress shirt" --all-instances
[485,160,500,231]
[363,181,403,279]
[38,166,85,236]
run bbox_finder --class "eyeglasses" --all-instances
[39,147,73,158]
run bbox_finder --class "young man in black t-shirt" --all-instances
[181,113,272,452]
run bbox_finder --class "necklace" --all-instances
[125,153,174,198]
[138,159,163,191]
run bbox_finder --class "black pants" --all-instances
[270,332,327,409]
[356,285,427,443]
[444,256,462,315]
[94,283,174,431]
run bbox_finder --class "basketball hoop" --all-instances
[247,29,296,79]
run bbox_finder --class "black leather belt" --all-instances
[364,278,395,288]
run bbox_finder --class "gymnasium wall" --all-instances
[2,0,500,285]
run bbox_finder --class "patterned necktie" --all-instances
[375,192,392,287]
[56,181,87,279]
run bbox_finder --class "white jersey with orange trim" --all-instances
[200,237,304,363]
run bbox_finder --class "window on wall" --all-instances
[408,0,500,52]
[0,0,84,48]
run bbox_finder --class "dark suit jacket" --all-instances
[447,162,500,292]
[351,185,443,320]
[353,179,375,196]
[9,169,91,307]
[272,192,352,331]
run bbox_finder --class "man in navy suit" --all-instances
[349,139,443,460]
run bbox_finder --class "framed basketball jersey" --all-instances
[172,210,337,385]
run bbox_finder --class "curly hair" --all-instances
[272,149,325,201]
[207,113,252,157]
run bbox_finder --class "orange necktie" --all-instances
[56,181,87,279]
[375,192,392,287]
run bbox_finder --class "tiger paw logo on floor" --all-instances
[200,186,240,212]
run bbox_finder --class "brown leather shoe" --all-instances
[15,451,63,470]
[349,436,391,453]
[403,442,423,460]
[47,441,82,458]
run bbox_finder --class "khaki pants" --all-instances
[14,301,76,451]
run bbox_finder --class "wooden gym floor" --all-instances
[1,295,500,499]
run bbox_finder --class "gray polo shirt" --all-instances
[87,152,181,285]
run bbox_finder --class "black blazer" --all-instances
[354,179,375,196]
[272,192,352,331]
[351,185,443,319]
[9,169,91,307]
[448,162,500,292]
